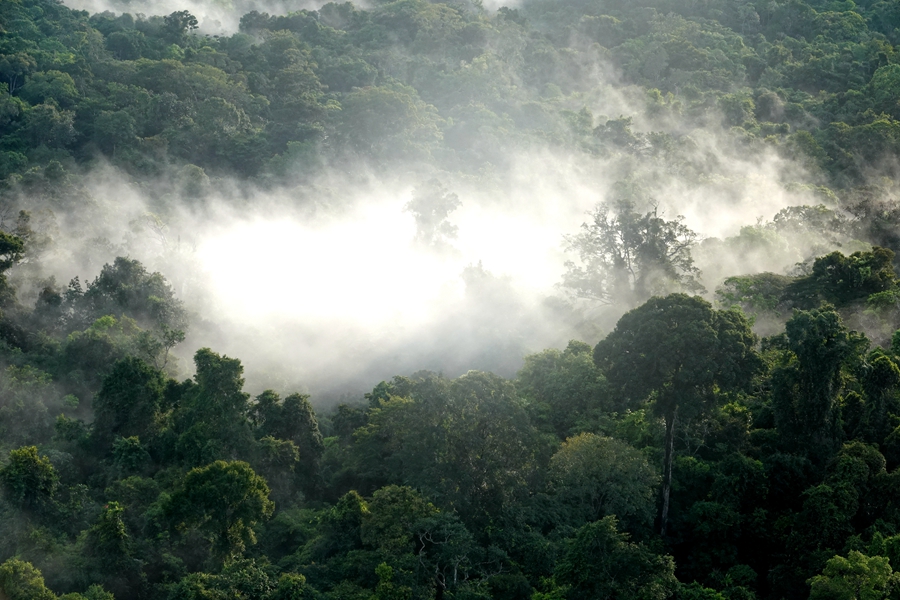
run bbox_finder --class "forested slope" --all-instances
[4,0,900,599]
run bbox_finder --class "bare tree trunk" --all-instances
[660,406,677,537]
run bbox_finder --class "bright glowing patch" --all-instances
[196,204,462,326]
[194,190,579,338]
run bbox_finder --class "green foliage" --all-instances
[0,445,58,511]
[594,294,760,532]
[808,551,899,600]
[550,433,659,531]
[82,257,186,331]
[272,573,317,600]
[361,485,437,555]
[678,583,726,600]
[811,247,898,306]
[174,349,254,465]
[251,390,324,496]
[334,83,443,162]
[716,272,794,315]
[165,460,274,560]
[555,516,678,600]
[0,231,25,273]
[353,371,538,527]
[374,563,411,600]
[517,340,608,437]
[0,364,55,447]
[772,305,866,461]
[715,247,899,319]
[0,558,56,600]
[92,357,166,447]
[2,0,900,597]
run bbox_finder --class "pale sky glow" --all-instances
[195,190,577,335]
[455,206,567,293]
[196,206,465,326]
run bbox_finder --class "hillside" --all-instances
[3,0,900,599]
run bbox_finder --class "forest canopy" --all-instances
[5,0,900,599]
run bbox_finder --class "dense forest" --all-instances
[5,0,900,598]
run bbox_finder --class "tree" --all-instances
[22,103,76,148]
[353,371,538,528]
[0,82,24,132]
[361,485,438,555]
[810,247,897,306]
[82,257,186,331]
[517,340,608,437]
[413,512,480,600]
[81,501,137,597]
[563,200,703,306]
[162,10,198,44]
[374,563,412,600]
[253,392,324,494]
[105,29,147,60]
[554,516,677,600]
[0,231,25,273]
[808,551,899,600]
[18,70,79,108]
[593,294,760,535]
[772,306,864,462]
[92,356,166,447]
[334,84,443,161]
[0,365,54,447]
[0,559,56,600]
[306,489,369,561]
[174,348,254,465]
[282,394,325,491]
[0,52,36,94]
[0,446,58,512]
[166,460,274,560]
[405,179,461,251]
[860,354,900,444]
[92,110,137,157]
[164,559,312,599]
[870,64,900,119]
[0,231,24,309]
[549,433,659,531]
[272,572,317,600]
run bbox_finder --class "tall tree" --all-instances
[808,551,899,600]
[0,559,56,600]
[92,356,166,448]
[174,348,254,465]
[593,294,760,535]
[251,390,324,496]
[772,306,865,463]
[405,179,461,252]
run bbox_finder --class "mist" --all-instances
[6,138,848,403]
[8,1,900,598]
[8,0,870,405]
